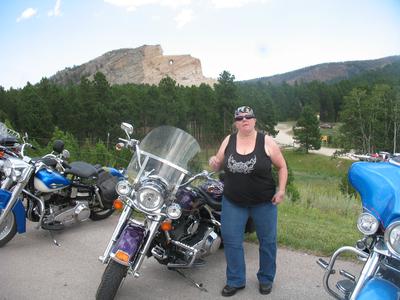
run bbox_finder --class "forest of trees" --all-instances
[1,61,400,157]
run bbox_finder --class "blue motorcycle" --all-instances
[318,156,400,299]
[0,140,124,247]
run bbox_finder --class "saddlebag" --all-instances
[97,170,120,209]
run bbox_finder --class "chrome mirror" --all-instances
[62,149,70,159]
[121,123,133,135]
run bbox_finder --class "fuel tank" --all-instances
[34,168,71,193]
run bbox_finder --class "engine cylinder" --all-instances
[74,203,91,222]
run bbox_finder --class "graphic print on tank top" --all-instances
[227,154,256,174]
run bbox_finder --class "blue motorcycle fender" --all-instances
[0,189,26,233]
[111,224,145,265]
[356,277,400,300]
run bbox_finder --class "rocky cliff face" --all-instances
[50,45,216,87]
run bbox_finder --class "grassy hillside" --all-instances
[247,150,361,255]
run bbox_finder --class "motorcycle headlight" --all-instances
[385,221,400,257]
[166,203,182,219]
[357,212,379,235]
[137,185,164,211]
[116,180,132,196]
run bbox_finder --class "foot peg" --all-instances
[317,258,335,274]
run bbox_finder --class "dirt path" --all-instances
[273,122,340,156]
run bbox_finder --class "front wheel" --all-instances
[96,260,128,300]
[90,207,115,221]
[0,210,17,247]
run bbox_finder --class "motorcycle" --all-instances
[96,123,223,300]
[0,139,124,247]
[317,156,400,299]
[0,122,22,180]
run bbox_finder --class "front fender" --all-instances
[0,189,26,233]
[356,277,400,300]
[111,224,145,265]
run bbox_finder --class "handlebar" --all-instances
[179,170,215,187]
[37,153,70,172]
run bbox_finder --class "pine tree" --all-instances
[293,106,321,153]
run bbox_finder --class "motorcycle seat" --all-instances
[65,161,98,178]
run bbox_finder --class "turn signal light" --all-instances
[0,151,3,158]
[115,143,124,151]
[160,219,172,231]
[113,198,124,210]
[115,250,130,263]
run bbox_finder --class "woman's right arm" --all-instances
[209,135,230,171]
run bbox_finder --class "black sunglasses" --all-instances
[234,115,255,121]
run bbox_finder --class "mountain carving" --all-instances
[50,45,216,87]
[245,55,400,85]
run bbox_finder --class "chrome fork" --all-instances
[0,165,34,226]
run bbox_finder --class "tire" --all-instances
[90,207,115,221]
[0,210,17,247]
[96,260,128,300]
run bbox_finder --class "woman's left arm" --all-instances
[265,136,288,205]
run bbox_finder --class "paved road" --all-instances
[0,214,360,300]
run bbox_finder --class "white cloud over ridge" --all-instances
[210,0,267,8]
[104,0,191,11]
[174,9,194,28]
[48,0,62,17]
[16,8,37,22]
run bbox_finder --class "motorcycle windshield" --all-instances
[126,126,200,187]
[0,122,19,147]
[349,161,400,228]
[0,122,7,136]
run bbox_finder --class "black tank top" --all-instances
[223,132,276,206]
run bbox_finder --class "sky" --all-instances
[1,0,399,89]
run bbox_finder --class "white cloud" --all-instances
[48,0,62,17]
[104,0,191,11]
[174,9,194,28]
[16,8,37,22]
[210,0,267,9]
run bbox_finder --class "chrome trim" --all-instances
[0,165,34,226]
[1,177,12,189]
[172,172,186,195]
[167,240,199,268]
[22,189,45,229]
[384,220,400,259]
[133,156,150,185]
[349,251,380,300]
[94,187,104,209]
[321,246,369,300]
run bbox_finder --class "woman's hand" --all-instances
[271,190,285,205]
[209,155,221,171]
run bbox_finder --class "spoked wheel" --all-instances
[96,260,128,300]
[0,209,17,247]
[90,207,115,221]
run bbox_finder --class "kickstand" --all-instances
[172,269,208,292]
[49,230,60,247]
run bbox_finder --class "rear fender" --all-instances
[0,189,26,233]
[111,224,145,266]
[356,277,400,300]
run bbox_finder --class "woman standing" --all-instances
[209,106,287,297]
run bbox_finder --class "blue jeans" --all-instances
[221,196,277,287]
